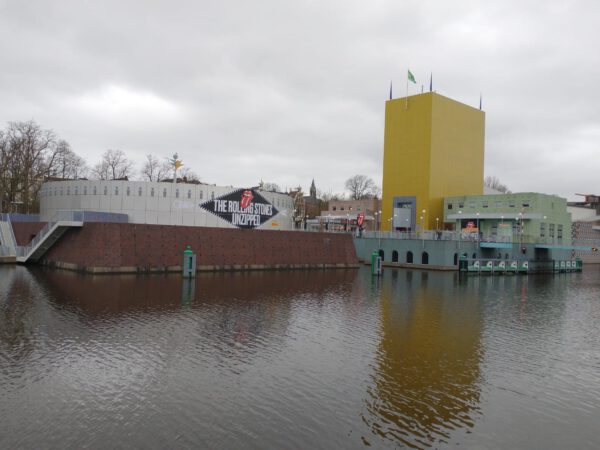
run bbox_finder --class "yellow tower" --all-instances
[381,92,485,231]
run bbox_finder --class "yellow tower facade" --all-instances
[381,92,485,231]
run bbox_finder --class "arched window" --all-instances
[392,250,399,262]
[453,253,458,265]
[472,253,477,259]
[422,252,429,264]
[406,251,413,263]
[126,186,130,196]
[175,189,179,198]
[187,190,191,199]
[163,188,167,198]
[378,249,385,261]
[151,188,155,197]
[199,190,204,200]
[103,186,107,196]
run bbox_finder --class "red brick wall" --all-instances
[11,222,47,245]
[37,223,357,270]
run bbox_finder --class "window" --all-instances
[494,200,502,208]
[175,189,179,199]
[138,187,142,196]
[549,223,555,238]
[333,206,337,211]
[211,191,214,200]
[151,188,155,197]
[557,224,563,239]
[199,190,203,200]
[84,186,87,195]
[103,186,107,196]
[60,188,64,196]
[540,222,546,238]
[187,190,191,199]
[522,201,530,208]
[74,186,78,195]
[448,203,453,210]
[458,202,464,208]
[469,201,475,208]
[163,188,167,198]
[115,186,119,195]
[66,187,70,195]
[482,201,488,208]
[93,186,97,195]
[126,187,130,196]
[509,199,515,207]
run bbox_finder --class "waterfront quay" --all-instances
[353,230,582,273]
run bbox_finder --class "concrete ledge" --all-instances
[0,256,16,264]
[360,259,456,271]
[39,260,359,274]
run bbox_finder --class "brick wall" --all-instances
[12,222,47,245]
[29,223,357,271]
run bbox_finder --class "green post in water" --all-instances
[371,251,378,276]
[183,245,196,278]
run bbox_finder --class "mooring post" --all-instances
[183,245,196,278]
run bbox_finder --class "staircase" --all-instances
[15,211,84,263]
[0,214,17,258]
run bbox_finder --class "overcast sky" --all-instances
[1,0,598,200]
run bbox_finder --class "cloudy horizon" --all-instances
[1,0,598,201]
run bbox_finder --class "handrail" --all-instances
[16,210,85,258]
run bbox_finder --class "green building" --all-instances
[444,192,572,256]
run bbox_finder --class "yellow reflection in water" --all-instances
[363,271,483,448]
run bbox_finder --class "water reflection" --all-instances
[363,270,483,448]
[2,265,600,449]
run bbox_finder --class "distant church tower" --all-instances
[310,179,316,198]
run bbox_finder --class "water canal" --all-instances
[1,265,599,449]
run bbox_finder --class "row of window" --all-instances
[540,223,563,239]
[448,199,531,210]
[39,186,292,209]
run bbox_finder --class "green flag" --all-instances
[408,70,416,84]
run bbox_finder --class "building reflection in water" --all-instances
[362,270,484,448]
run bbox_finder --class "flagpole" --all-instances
[405,69,409,110]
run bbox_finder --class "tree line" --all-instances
[0,120,199,213]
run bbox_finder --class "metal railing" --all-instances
[15,211,85,258]
[0,214,18,255]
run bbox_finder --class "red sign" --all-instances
[240,190,253,209]
[357,213,365,226]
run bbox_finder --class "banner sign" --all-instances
[200,188,278,229]
[357,213,365,226]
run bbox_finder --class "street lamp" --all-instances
[436,217,439,230]
[458,210,462,249]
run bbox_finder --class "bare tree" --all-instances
[47,140,88,179]
[484,176,511,193]
[141,154,171,181]
[3,121,56,212]
[92,149,134,180]
[261,182,281,192]
[344,175,379,200]
[178,166,199,182]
